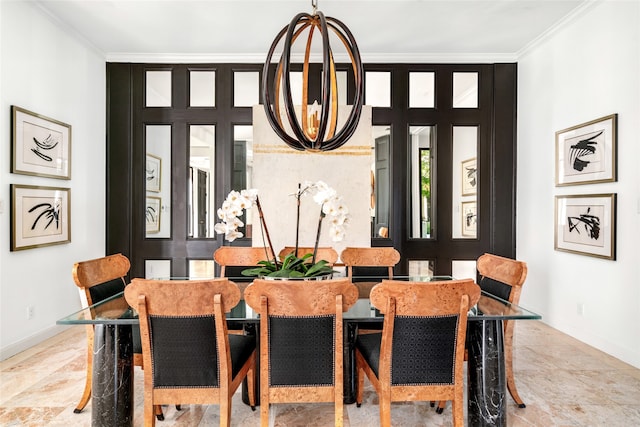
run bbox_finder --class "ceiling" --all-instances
[34,0,590,62]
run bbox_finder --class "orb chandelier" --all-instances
[261,0,364,152]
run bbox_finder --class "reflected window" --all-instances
[146,70,171,107]
[453,72,478,108]
[189,125,215,238]
[366,71,391,107]
[146,125,171,238]
[372,126,391,238]
[190,70,215,107]
[452,126,478,239]
[410,126,435,238]
[408,260,435,278]
[409,72,435,108]
[145,260,170,279]
[234,71,259,107]
[189,259,215,278]
[233,125,254,238]
[452,260,477,281]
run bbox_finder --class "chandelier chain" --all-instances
[311,0,318,15]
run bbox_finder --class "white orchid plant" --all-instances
[214,181,349,278]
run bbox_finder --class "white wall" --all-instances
[517,1,640,368]
[0,2,106,359]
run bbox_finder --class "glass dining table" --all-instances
[57,276,540,427]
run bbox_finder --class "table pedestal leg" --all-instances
[467,319,506,427]
[343,322,358,404]
[92,324,133,427]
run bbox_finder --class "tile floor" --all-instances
[1,320,639,426]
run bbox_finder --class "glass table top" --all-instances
[57,276,541,325]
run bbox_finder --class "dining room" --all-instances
[1,0,639,426]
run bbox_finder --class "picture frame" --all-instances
[11,106,71,179]
[146,153,161,193]
[461,157,477,196]
[555,114,617,186]
[554,193,616,260]
[461,201,477,237]
[146,196,161,234]
[10,184,71,251]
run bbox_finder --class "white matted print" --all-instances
[461,201,477,237]
[11,106,71,179]
[146,196,161,234]
[554,193,616,260]
[555,114,616,186]
[146,154,161,193]
[461,157,477,196]
[10,184,71,251]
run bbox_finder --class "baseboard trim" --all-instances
[0,324,68,361]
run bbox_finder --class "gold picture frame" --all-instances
[146,196,161,234]
[554,193,616,260]
[461,157,477,196]
[555,114,617,186]
[11,106,71,179]
[10,184,71,251]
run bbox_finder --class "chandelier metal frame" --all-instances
[261,1,364,152]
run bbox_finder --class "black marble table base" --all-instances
[467,319,507,427]
[93,324,134,427]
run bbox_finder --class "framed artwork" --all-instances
[146,154,161,193]
[555,114,617,186]
[461,157,477,196]
[555,193,616,260]
[461,201,477,237]
[146,196,161,234]
[10,184,71,251]
[11,106,71,179]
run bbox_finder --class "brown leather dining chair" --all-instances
[72,253,170,420]
[124,278,256,427]
[436,252,529,413]
[71,253,134,413]
[476,252,528,407]
[244,278,358,427]
[355,279,481,427]
[340,247,400,298]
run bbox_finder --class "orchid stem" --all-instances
[295,183,301,257]
[313,206,324,264]
[255,196,278,266]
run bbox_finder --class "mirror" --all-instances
[410,126,435,238]
[452,126,478,239]
[372,125,390,238]
[145,125,171,238]
[188,125,215,238]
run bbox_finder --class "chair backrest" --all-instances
[124,278,241,389]
[340,247,400,280]
[72,253,130,306]
[213,246,272,278]
[476,253,527,304]
[369,279,481,386]
[244,278,357,391]
[278,246,339,265]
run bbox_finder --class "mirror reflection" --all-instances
[372,126,390,238]
[410,126,435,238]
[452,126,478,239]
[145,125,171,238]
[232,125,254,238]
[188,125,215,238]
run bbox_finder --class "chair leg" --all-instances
[451,395,464,427]
[220,397,231,427]
[436,400,446,413]
[75,330,94,413]
[154,405,164,421]
[379,394,391,427]
[260,402,269,427]
[504,321,526,408]
[145,402,156,427]
[73,374,92,413]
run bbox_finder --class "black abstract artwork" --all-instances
[31,134,59,162]
[146,205,157,223]
[28,200,61,231]
[567,207,600,241]
[465,165,477,188]
[569,130,602,172]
